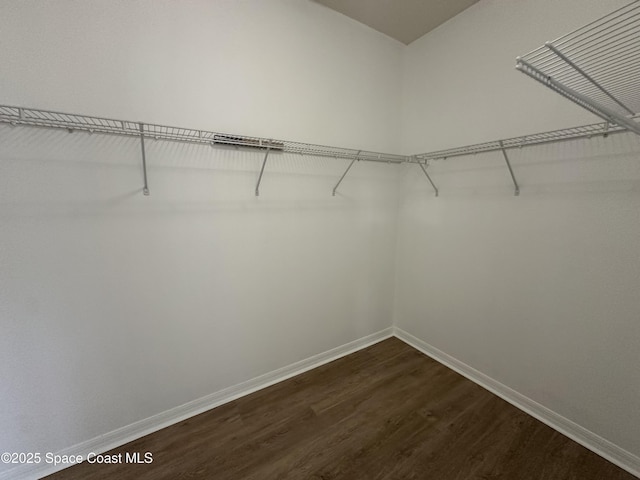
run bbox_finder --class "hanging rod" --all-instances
[0,105,408,165]
[516,0,640,137]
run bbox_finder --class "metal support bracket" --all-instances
[499,141,519,196]
[418,160,438,197]
[332,153,359,196]
[139,123,150,196]
[255,146,271,196]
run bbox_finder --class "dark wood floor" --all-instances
[46,337,636,480]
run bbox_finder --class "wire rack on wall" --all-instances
[0,104,408,196]
[1,106,637,198]
[516,0,640,136]
[409,119,635,197]
[412,121,629,162]
[0,105,407,164]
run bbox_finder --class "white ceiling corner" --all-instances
[313,0,479,45]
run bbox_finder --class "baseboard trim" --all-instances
[6,326,638,479]
[393,326,640,479]
[1,327,393,480]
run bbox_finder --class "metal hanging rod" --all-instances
[0,105,409,165]
[516,0,640,137]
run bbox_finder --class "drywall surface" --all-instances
[400,0,630,154]
[0,0,403,153]
[0,127,400,470]
[0,0,401,472]
[396,0,640,460]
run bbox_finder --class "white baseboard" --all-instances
[5,326,638,479]
[393,326,640,479]
[1,327,393,480]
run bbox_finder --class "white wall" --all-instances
[400,0,629,154]
[396,0,640,461]
[0,0,402,472]
[3,0,640,474]
[0,0,403,152]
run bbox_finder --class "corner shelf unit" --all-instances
[516,0,640,136]
[1,105,637,198]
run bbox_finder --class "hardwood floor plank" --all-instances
[44,337,637,480]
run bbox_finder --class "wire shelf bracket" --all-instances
[139,123,150,196]
[516,0,640,137]
[332,153,360,196]
[417,160,439,197]
[255,145,271,197]
[499,141,520,196]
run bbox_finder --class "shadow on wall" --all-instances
[6,122,640,208]
[0,124,402,217]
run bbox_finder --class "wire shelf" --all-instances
[412,119,631,162]
[0,105,408,165]
[1,104,636,197]
[516,0,640,136]
[1,104,633,165]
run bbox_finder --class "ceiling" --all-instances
[314,0,479,45]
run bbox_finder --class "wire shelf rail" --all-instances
[412,120,630,163]
[1,104,636,197]
[410,118,636,197]
[0,105,408,165]
[516,0,640,136]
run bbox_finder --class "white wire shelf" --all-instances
[0,105,408,165]
[412,120,631,163]
[516,0,640,136]
[1,104,636,197]
[411,119,637,197]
